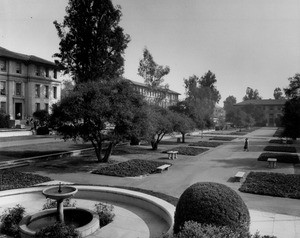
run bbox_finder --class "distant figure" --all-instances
[244,138,249,152]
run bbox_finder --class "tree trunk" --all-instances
[151,140,158,150]
[91,140,103,162]
[181,133,185,143]
[103,142,114,162]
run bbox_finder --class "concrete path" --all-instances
[1,127,300,237]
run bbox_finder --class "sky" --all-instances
[1,0,300,105]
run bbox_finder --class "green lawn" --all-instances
[240,171,300,199]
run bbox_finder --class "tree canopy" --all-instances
[223,95,237,115]
[284,73,300,99]
[54,0,130,83]
[138,48,170,88]
[273,87,284,100]
[243,87,262,101]
[183,71,220,129]
[50,79,148,162]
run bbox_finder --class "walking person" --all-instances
[244,138,249,151]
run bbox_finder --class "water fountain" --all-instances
[19,184,99,238]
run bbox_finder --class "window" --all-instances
[35,103,40,111]
[35,84,40,98]
[16,62,22,74]
[45,103,49,112]
[45,85,49,98]
[46,68,49,77]
[16,82,22,96]
[0,102,6,113]
[35,66,40,76]
[0,59,6,71]
[0,81,6,95]
[53,86,57,99]
[54,69,57,79]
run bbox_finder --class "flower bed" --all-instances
[209,137,237,141]
[163,147,209,156]
[92,159,169,177]
[264,146,297,153]
[188,141,223,148]
[0,170,51,191]
[239,171,300,199]
[258,152,299,163]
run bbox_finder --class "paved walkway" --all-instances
[1,127,300,237]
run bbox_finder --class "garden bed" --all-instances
[188,141,223,148]
[209,137,237,141]
[92,159,169,177]
[258,152,299,163]
[264,146,297,153]
[239,171,300,199]
[0,170,51,191]
[163,147,209,156]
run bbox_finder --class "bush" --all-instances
[36,126,50,135]
[35,222,81,238]
[0,111,10,128]
[264,146,296,153]
[94,202,115,227]
[163,147,209,156]
[0,204,25,238]
[42,198,76,210]
[258,152,299,163]
[173,182,250,234]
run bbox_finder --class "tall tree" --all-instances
[138,48,170,88]
[54,0,130,83]
[273,87,284,99]
[184,71,221,129]
[223,95,237,115]
[284,73,300,99]
[243,87,262,101]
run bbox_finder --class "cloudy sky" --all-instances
[1,0,300,105]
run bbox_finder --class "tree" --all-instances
[53,0,130,83]
[242,87,262,101]
[50,79,148,162]
[284,73,300,99]
[223,95,237,120]
[273,87,284,99]
[184,71,221,129]
[138,48,170,88]
[172,112,196,143]
[61,79,74,99]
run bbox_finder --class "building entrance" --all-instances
[15,103,22,119]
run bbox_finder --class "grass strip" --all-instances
[240,171,300,199]
[264,146,297,153]
[189,141,223,148]
[209,137,237,141]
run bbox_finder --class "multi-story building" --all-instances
[234,99,286,127]
[128,79,180,108]
[0,46,61,123]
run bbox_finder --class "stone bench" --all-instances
[267,158,277,168]
[157,164,171,173]
[167,151,178,160]
[234,171,245,181]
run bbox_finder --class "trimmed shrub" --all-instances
[0,111,10,128]
[188,141,223,147]
[269,139,293,145]
[264,146,296,153]
[36,126,50,135]
[209,137,236,141]
[35,222,81,238]
[0,204,25,238]
[173,182,250,234]
[258,152,299,163]
[163,147,209,156]
[94,202,115,227]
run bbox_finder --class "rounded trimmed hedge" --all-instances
[173,182,250,234]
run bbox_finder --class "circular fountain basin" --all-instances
[42,186,78,200]
[19,207,99,238]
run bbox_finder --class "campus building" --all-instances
[234,99,286,127]
[128,79,180,108]
[0,47,61,123]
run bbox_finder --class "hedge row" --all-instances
[163,147,209,156]
[188,141,223,148]
[258,152,299,163]
[264,146,297,153]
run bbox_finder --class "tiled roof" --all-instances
[0,46,56,66]
[128,79,181,95]
[235,99,286,106]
